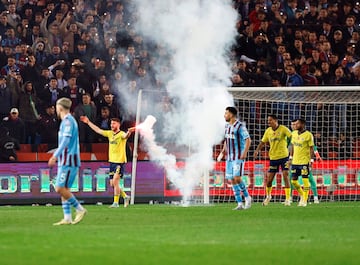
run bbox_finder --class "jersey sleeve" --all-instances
[62,118,73,137]
[102,130,112,138]
[284,126,292,138]
[241,125,250,140]
[308,132,315,147]
[261,129,269,143]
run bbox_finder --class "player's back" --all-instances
[58,114,81,167]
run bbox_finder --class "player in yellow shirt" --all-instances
[254,115,292,206]
[81,116,135,208]
[289,118,315,207]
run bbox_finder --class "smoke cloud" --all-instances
[132,0,237,203]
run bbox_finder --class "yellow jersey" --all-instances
[291,130,314,165]
[261,125,292,160]
[102,130,127,163]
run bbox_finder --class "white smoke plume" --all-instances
[132,0,237,203]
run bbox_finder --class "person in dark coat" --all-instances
[0,126,20,162]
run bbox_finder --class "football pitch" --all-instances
[1,202,359,265]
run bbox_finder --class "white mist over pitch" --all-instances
[133,0,237,203]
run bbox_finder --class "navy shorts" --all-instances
[109,163,125,179]
[268,157,289,173]
[291,164,310,180]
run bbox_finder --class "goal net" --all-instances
[132,87,360,204]
[211,86,360,204]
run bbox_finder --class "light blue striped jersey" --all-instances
[58,113,81,167]
[225,120,250,161]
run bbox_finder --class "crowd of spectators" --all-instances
[0,0,359,161]
[231,0,360,87]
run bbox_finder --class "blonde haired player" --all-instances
[81,116,135,208]
[49,98,87,225]
[254,114,292,206]
[289,118,315,207]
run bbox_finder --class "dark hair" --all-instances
[226,106,238,116]
[268,114,278,120]
[292,118,306,124]
[111,118,121,123]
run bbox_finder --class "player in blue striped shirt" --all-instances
[48,98,87,225]
[218,107,252,210]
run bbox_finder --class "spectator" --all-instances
[94,106,111,143]
[40,13,62,50]
[0,75,16,120]
[73,93,97,145]
[231,73,244,87]
[0,126,20,162]
[330,30,347,59]
[1,107,25,143]
[285,64,304,86]
[37,104,58,150]
[1,56,20,77]
[62,75,83,111]
[6,3,21,29]
[38,77,67,107]
[98,92,121,119]
[0,12,11,40]
[55,69,68,90]
[303,64,319,86]
[17,81,41,144]
[20,55,40,86]
[1,28,22,51]
[316,61,332,85]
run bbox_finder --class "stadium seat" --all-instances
[37,153,52,161]
[80,152,92,160]
[93,152,108,161]
[91,143,109,153]
[17,152,37,162]
[18,144,33,153]
[36,144,49,152]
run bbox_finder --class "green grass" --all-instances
[1,202,360,265]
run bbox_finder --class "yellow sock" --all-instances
[114,195,120,204]
[284,188,291,201]
[291,180,304,196]
[302,178,310,202]
[120,190,127,199]
[266,186,272,197]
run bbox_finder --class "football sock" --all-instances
[284,187,291,201]
[232,184,242,203]
[120,190,127,199]
[62,200,71,222]
[114,195,120,204]
[239,181,249,197]
[68,195,84,211]
[302,178,310,202]
[308,171,318,197]
[291,179,304,197]
[266,186,272,197]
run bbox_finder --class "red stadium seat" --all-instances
[37,153,52,161]
[17,152,37,162]
[91,143,109,153]
[18,144,32,153]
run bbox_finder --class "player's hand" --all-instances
[48,156,56,167]
[80,116,89,124]
[128,127,136,133]
[240,153,247,160]
[253,150,259,158]
[217,152,224,162]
